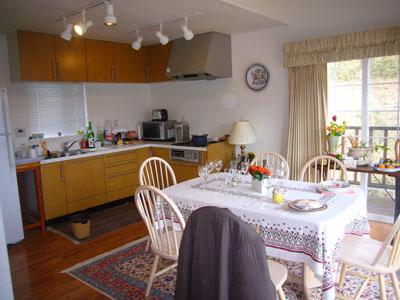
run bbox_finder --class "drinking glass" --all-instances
[206,161,215,175]
[215,160,223,173]
[240,161,250,183]
[198,165,209,184]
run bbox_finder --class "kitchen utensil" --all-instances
[175,121,190,142]
[152,109,168,121]
[192,133,208,147]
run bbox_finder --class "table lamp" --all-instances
[228,120,257,157]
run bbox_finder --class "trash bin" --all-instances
[70,213,91,240]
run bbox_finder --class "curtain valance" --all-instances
[283,26,400,68]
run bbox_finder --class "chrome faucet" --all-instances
[63,140,79,153]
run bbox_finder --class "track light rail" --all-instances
[56,0,104,22]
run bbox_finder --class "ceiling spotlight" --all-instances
[74,10,93,36]
[155,23,169,45]
[131,30,143,50]
[60,17,73,41]
[181,17,194,41]
[104,0,117,27]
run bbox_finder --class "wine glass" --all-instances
[205,161,215,176]
[215,160,223,178]
[240,161,250,183]
[198,165,209,184]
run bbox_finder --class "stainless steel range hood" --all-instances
[166,32,232,80]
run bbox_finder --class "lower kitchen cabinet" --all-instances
[64,157,106,203]
[41,162,67,220]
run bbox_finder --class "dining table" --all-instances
[163,173,370,300]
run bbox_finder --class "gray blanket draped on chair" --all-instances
[175,206,276,300]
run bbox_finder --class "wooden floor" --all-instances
[8,221,391,300]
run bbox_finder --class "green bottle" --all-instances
[87,121,95,148]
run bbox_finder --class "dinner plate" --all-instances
[288,199,327,212]
[371,164,400,173]
[318,180,350,193]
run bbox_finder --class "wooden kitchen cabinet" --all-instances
[147,43,173,82]
[54,37,87,81]
[8,31,56,81]
[64,157,106,203]
[41,163,67,220]
[85,39,115,82]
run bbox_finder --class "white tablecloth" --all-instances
[163,174,369,300]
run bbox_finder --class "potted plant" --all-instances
[347,136,372,166]
[249,165,272,194]
[326,115,346,153]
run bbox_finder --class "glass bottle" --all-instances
[87,121,95,148]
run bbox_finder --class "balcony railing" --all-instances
[339,126,399,190]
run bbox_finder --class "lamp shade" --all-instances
[228,120,257,145]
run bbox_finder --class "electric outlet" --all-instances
[15,128,26,138]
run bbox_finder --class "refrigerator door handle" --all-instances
[1,89,15,171]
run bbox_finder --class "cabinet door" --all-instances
[85,39,114,82]
[41,163,67,220]
[147,43,172,82]
[54,37,87,82]
[113,43,148,83]
[64,157,106,202]
[18,31,56,81]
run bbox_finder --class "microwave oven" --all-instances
[142,121,177,141]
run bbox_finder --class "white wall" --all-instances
[151,27,290,155]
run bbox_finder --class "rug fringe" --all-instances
[62,236,149,274]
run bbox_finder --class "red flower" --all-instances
[332,115,337,122]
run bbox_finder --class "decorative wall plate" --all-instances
[245,63,270,91]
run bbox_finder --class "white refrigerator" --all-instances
[0,201,14,299]
[0,88,24,244]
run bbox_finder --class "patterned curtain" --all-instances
[287,64,327,180]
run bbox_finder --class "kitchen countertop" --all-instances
[39,140,208,164]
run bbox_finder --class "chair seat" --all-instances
[340,234,395,273]
[151,229,182,260]
[267,260,288,288]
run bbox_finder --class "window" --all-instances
[28,83,87,138]
[328,55,400,158]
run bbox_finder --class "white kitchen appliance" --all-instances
[0,202,14,299]
[0,88,24,244]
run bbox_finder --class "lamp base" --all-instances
[240,144,246,159]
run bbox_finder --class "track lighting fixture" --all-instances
[104,0,117,27]
[131,30,143,50]
[155,23,169,45]
[74,10,93,36]
[181,17,194,41]
[60,17,73,41]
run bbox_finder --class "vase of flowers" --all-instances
[326,115,346,153]
[249,165,272,194]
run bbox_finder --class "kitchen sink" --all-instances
[59,149,90,157]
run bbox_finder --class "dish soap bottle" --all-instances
[87,121,95,148]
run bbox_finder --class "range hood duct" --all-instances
[166,32,232,80]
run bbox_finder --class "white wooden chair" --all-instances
[139,157,177,189]
[139,157,177,251]
[267,260,287,300]
[251,152,290,179]
[300,155,348,183]
[338,216,400,300]
[135,185,186,297]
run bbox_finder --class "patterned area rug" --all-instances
[49,200,142,244]
[63,238,399,299]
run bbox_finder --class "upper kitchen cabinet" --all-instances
[54,37,87,82]
[86,39,147,83]
[147,43,173,82]
[7,30,87,82]
[8,31,56,81]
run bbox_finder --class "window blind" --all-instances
[27,83,87,138]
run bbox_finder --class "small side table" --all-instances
[16,161,45,231]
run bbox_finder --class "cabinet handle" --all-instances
[110,66,114,80]
[114,65,118,81]
[51,61,57,79]
[56,61,62,80]
[146,66,151,82]
[60,164,64,181]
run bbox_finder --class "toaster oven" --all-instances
[142,121,177,141]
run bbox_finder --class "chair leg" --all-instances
[277,287,285,300]
[303,264,312,300]
[339,263,347,288]
[391,272,400,300]
[145,254,159,297]
[378,274,387,300]
[145,239,151,252]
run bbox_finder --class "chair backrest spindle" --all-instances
[300,155,348,183]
